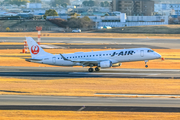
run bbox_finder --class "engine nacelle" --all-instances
[112,63,122,67]
[99,61,112,68]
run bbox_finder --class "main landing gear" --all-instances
[88,68,94,72]
[145,60,148,68]
[88,67,100,72]
[95,67,100,71]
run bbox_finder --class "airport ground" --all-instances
[0,36,180,119]
[1,111,180,120]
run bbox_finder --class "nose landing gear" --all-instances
[145,60,148,68]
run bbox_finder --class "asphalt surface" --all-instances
[0,95,180,112]
[1,105,180,112]
[0,66,180,79]
[0,37,180,49]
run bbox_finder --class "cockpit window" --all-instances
[147,50,154,52]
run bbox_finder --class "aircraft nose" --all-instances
[156,53,161,58]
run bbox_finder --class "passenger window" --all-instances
[78,56,80,58]
[90,55,91,57]
[106,54,108,56]
[93,55,95,57]
[75,56,77,58]
[103,54,105,56]
[96,55,98,56]
[99,54,101,56]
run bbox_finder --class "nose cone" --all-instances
[156,53,161,58]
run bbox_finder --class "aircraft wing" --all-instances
[60,54,103,65]
[71,59,100,65]
[71,59,98,62]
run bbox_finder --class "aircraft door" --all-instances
[52,57,56,64]
[140,50,144,57]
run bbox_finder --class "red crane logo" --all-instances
[31,45,39,55]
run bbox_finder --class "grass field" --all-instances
[1,25,180,38]
[0,49,179,69]
[0,77,180,97]
[94,25,180,34]
[0,111,180,120]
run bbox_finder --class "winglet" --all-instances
[60,54,71,61]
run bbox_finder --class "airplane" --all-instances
[25,37,162,72]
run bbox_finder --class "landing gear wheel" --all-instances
[95,67,100,72]
[145,60,148,68]
[88,68,94,72]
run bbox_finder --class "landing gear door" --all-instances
[52,57,56,64]
[140,50,144,57]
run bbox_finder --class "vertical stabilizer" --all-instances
[26,37,52,58]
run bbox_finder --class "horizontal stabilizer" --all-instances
[25,58,42,62]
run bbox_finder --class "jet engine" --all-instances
[99,61,112,68]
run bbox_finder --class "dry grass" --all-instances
[0,49,179,69]
[1,32,180,39]
[0,111,180,120]
[95,25,180,34]
[0,77,180,96]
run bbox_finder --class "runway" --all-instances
[0,44,168,49]
[0,95,180,112]
[0,37,180,49]
[0,66,180,79]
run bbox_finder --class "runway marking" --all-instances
[103,69,180,72]
[40,45,64,49]
[70,72,159,76]
[147,74,160,76]
[95,93,180,97]
[78,106,86,111]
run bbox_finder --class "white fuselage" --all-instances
[32,48,161,67]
